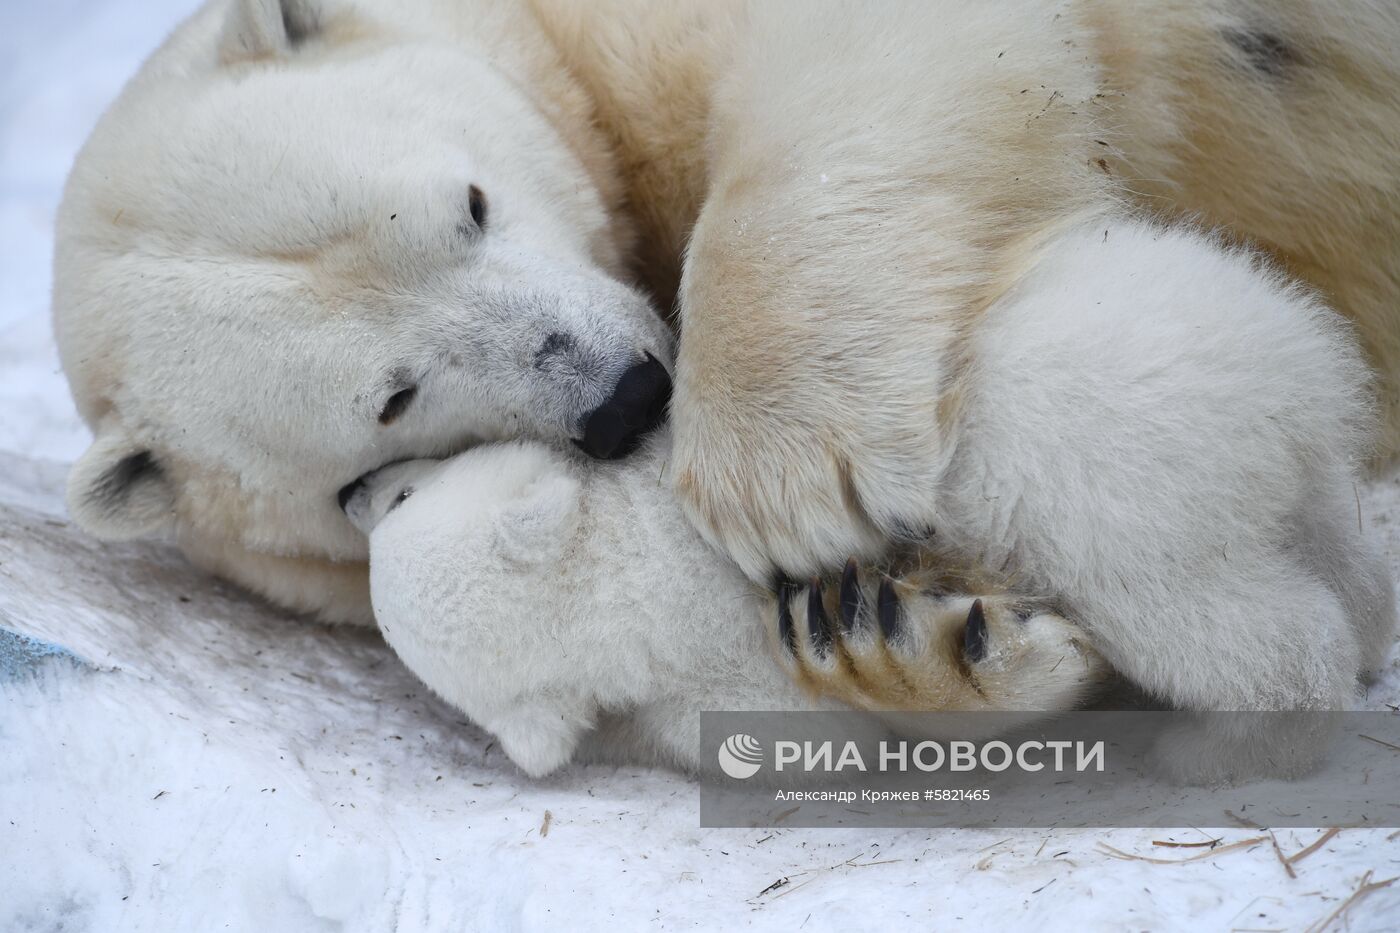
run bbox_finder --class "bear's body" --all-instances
[53,0,1400,755]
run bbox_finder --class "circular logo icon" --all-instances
[717,733,764,779]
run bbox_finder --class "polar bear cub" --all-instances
[343,438,1106,776]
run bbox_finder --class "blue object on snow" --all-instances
[0,626,89,681]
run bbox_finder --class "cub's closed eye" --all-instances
[388,486,414,513]
[468,185,488,230]
[378,385,417,425]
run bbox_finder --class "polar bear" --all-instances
[54,0,1399,732]
[339,437,1107,776]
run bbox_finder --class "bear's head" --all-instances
[53,0,672,622]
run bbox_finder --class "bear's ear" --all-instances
[218,0,322,63]
[67,428,176,540]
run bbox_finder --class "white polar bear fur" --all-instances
[350,217,1392,777]
[51,0,1400,757]
[54,0,1400,629]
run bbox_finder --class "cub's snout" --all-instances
[574,353,671,459]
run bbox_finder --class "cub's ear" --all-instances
[219,0,322,63]
[67,429,176,540]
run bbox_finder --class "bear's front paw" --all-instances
[774,560,1111,713]
[671,407,944,583]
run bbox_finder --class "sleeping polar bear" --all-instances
[54,0,1399,750]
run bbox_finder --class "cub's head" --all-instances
[54,0,671,616]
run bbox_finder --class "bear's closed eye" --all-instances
[468,185,488,230]
[378,386,417,425]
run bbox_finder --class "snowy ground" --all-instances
[2,3,1398,930]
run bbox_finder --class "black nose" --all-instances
[337,476,365,512]
[575,353,672,459]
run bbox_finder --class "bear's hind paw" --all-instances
[774,560,1109,713]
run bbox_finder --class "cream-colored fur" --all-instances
[53,0,1399,760]
[1091,0,1400,462]
[665,0,1400,581]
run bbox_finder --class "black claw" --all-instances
[839,558,863,632]
[807,577,833,653]
[876,577,902,640]
[964,598,988,663]
[776,577,797,654]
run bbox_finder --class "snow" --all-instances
[1,3,1398,930]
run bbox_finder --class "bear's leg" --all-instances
[940,216,1386,778]
[1118,562,1360,784]
[774,561,1111,714]
[668,1,1111,585]
[1291,481,1399,680]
